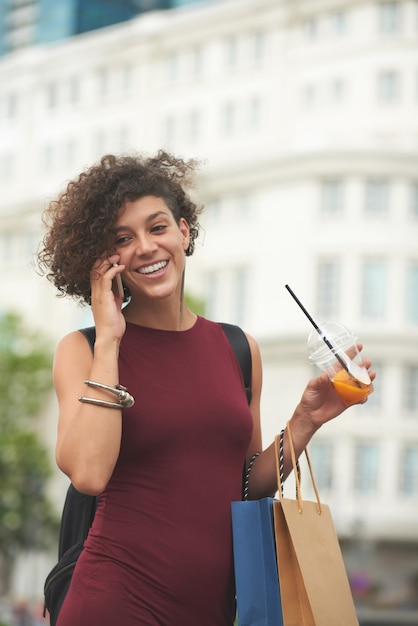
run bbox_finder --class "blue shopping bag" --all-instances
[231,497,283,626]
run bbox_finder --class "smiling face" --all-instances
[113,196,190,306]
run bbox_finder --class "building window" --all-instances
[93,130,106,157]
[186,110,200,143]
[236,193,252,219]
[302,84,317,109]
[251,32,266,63]
[411,184,418,218]
[220,102,236,135]
[0,232,17,267]
[117,126,129,151]
[361,259,387,320]
[5,92,18,118]
[206,197,222,222]
[377,70,400,103]
[24,232,39,263]
[316,260,340,319]
[379,1,401,34]
[330,10,347,35]
[404,365,418,412]
[0,153,14,182]
[68,75,79,104]
[400,446,418,496]
[354,443,379,494]
[163,115,176,146]
[406,263,418,324]
[43,143,54,171]
[205,272,221,320]
[190,46,204,79]
[304,18,318,40]
[247,96,262,130]
[121,65,133,92]
[365,179,389,215]
[232,268,249,326]
[64,138,75,168]
[329,77,346,104]
[225,36,238,68]
[166,53,179,83]
[321,179,344,215]
[97,69,109,97]
[46,81,58,109]
[309,441,333,489]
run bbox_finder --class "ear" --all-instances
[179,218,190,251]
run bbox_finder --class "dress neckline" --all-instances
[125,315,203,336]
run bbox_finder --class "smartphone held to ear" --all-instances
[112,265,124,299]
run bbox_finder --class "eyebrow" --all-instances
[113,211,171,233]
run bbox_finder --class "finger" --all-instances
[308,372,331,391]
[95,254,120,270]
[361,357,371,368]
[91,255,121,278]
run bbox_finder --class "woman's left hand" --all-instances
[299,357,376,431]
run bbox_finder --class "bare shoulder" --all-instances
[56,329,92,352]
[243,332,261,361]
[54,330,93,377]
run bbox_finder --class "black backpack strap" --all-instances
[219,322,252,405]
[79,326,96,353]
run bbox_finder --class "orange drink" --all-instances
[331,369,373,406]
[307,321,373,406]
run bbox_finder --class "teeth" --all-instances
[138,261,167,275]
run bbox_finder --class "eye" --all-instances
[115,235,131,246]
[150,224,167,234]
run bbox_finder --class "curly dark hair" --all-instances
[37,150,203,304]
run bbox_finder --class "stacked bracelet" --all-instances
[242,452,260,501]
[278,426,300,496]
[279,429,285,494]
[78,380,135,410]
[242,427,303,501]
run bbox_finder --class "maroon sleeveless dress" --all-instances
[57,316,253,626]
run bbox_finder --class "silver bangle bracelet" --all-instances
[78,396,127,410]
[82,380,135,408]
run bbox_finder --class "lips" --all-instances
[136,260,168,275]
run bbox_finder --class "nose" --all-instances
[134,233,158,256]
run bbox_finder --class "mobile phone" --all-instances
[112,265,124,299]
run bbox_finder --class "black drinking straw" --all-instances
[284,284,351,375]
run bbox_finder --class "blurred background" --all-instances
[0,0,417,624]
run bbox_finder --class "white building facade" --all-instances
[1,0,417,618]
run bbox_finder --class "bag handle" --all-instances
[274,422,322,515]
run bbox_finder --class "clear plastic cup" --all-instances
[307,321,373,406]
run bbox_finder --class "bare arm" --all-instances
[55,256,126,495]
[244,334,376,500]
[54,331,123,495]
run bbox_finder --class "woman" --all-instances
[38,151,374,625]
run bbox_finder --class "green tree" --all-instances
[185,291,205,316]
[0,313,59,595]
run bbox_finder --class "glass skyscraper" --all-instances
[0,0,173,56]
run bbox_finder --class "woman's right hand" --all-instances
[90,255,126,341]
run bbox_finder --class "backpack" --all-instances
[43,322,252,624]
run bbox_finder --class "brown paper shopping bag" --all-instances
[273,423,359,626]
